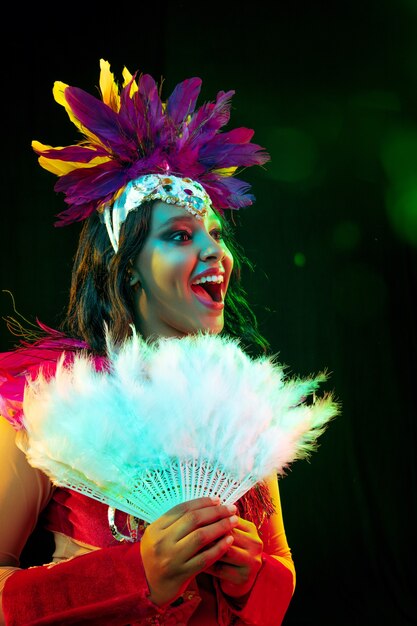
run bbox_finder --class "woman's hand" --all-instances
[204,516,264,600]
[140,496,238,606]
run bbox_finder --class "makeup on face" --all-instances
[132,202,234,339]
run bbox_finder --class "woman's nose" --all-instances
[199,239,225,261]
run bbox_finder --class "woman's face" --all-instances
[131,201,234,339]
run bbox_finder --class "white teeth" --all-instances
[193,275,224,285]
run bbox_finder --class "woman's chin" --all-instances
[183,315,224,337]
[135,309,225,339]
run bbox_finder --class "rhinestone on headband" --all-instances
[102,174,213,253]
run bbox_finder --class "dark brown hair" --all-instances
[62,202,269,355]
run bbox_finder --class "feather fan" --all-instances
[19,331,338,525]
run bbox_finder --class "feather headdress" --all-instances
[32,59,270,230]
[19,331,338,526]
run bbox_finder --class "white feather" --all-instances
[21,331,339,523]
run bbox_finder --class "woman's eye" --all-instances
[171,230,192,242]
[211,229,223,241]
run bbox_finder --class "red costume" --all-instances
[0,337,295,625]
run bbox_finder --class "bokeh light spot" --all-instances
[380,125,417,185]
[385,184,417,246]
[294,252,306,267]
[380,125,417,246]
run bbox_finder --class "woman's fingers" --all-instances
[159,496,230,528]
[203,519,264,594]
[217,525,262,555]
[178,510,239,554]
[140,498,239,605]
[160,497,239,543]
[184,531,236,573]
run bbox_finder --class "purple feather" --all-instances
[33,61,271,222]
[137,74,164,142]
[118,77,148,147]
[34,144,108,163]
[55,161,126,206]
[64,87,138,160]
[166,78,202,125]
[54,199,98,226]
[199,132,269,168]
[186,90,235,143]
[202,174,256,211]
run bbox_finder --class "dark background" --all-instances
[1,2,416,624]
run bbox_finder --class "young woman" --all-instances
[0,59,329,625]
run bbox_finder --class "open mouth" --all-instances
[190,281,223,303]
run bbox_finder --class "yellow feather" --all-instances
[53,81,83,131]
[32,141,111,176]
[122,65,138,97]
[99,59,120,112]
[122,65,133,85]
[31,140,51,151]
[212,167,237,177]
[37,156,76,176]
[38,155,110,176]
[53,80,69,106]
[37,155,111,176]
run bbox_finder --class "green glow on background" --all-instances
[294,252,306,267]
[380,126,417,246]
[400,0,417,14]
[385,184,417,246]
[267,127,318,183]
[332,221,361,251]
[348,90,401,112]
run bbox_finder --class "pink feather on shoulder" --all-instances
[0,322,90,430]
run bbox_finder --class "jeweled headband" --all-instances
[32,59,270,252]
[104,174,212,252]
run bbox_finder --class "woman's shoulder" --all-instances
[0,322,89,430]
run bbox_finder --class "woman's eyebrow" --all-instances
[157,215,222,230]
[160,215,196,228]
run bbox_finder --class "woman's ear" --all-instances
[127,261,141,289]
[129,268,141,287]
